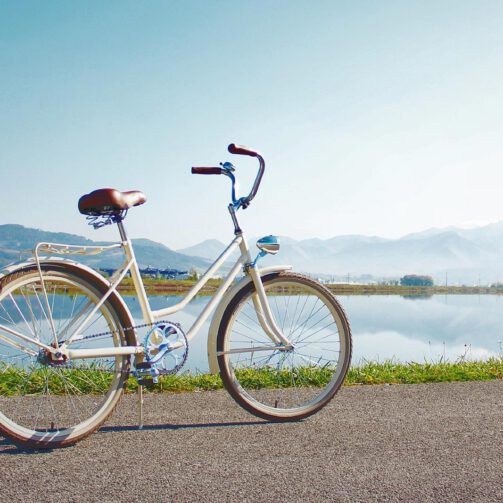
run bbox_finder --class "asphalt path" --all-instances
[1,380,502,502]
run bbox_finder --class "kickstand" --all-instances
[137,384,144,429]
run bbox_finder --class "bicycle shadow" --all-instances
[99,418,272,433]
[0,436,52,455]
[0,419,275,455]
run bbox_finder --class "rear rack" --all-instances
[35,242,123,257]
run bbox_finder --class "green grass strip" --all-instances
[347,358,503,385]
[138,358,503,392]
[1,359,503,395]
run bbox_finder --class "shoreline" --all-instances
[327,283,503,296]
[117,277,503,296]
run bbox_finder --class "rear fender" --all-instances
[0,257,136,346]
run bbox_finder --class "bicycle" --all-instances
[0,144,352,449]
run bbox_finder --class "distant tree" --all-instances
[188,268,199,281]
[400,274,434,287]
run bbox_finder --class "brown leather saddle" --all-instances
[78,188,146,216]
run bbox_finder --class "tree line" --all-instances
[400,274,434,287]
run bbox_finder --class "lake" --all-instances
[123,293,503,373]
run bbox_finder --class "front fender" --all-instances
[206,264,292,374]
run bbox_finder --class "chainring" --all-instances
[143,322,189,375]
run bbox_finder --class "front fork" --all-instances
[246,266,293,349]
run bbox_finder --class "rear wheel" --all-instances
[0,264,132,448]
[217,272,352,421]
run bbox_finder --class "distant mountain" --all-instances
[0,224,96,250]
[177,239,227,261]
[180,223,503,285]
[402,222,503,247]
[185,221,499,284]
[3,221,503,285]
[0,224,210,272]
[127,238,210,270]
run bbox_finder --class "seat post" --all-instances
[117,219,128,242]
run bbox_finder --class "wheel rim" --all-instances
[220,276,350,417]
[0,270,127,444]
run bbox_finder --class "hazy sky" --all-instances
[1,1,502,249]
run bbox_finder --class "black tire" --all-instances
[0,263,133,449]
[217,272,352,421]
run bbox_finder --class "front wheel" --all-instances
[217,272,352,421]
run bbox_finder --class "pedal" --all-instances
[136,361,153,369]
[137,378,156,388]
[134,361,159,387]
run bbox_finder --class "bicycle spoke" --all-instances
[218,273,351,420]
[0,266,130,448]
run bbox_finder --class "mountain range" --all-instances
[2,222,503,285]
[178,223,503,285]
[0,224,210,272]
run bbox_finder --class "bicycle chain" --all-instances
[76,319,170,342]
[56,320,188,376]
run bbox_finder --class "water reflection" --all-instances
[123,294,503,372]
[341,294,503,365]
[401,294,434,300]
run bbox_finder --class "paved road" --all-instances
[1,381,502,502]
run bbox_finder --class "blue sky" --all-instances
[1,1,502,249]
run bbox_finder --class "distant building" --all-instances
[140,266,189,279]
[100,266,189,280]
[158,267,189,279]
[99,267,116,277]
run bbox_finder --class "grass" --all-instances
[136,358,503,391]
[0,365,116,396]
[117,276,223,296]
[2,358,503,395]
[346,358,503,385]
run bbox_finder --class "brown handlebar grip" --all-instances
[191,167,223,175]
[228,143,259,157]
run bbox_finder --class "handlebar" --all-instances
[191,143,265,210]
[191,167,223,175]
[227,143,259,157]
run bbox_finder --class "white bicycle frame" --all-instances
[67,224,292,359]
[0,227,291,363]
